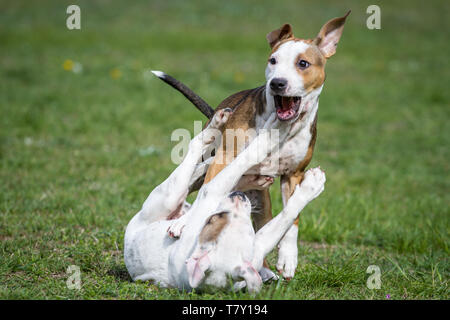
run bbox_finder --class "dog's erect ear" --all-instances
[314,10,350,58]
[186,249,211,288]
[266,24,293,49]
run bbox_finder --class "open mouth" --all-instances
[274,95,302,121]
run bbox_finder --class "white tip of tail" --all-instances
[151,70,165,78]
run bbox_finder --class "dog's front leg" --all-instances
[141,109,231,224]
[251,168,325,272]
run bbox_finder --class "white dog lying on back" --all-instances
[124,109,326,292]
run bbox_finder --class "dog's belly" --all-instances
[247,124,312,177]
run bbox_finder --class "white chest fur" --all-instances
[248,105,317,177]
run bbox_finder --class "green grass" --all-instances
[0,0,448,299]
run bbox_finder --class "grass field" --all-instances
[0,0,448,299]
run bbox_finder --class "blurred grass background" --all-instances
[0,0,448,299]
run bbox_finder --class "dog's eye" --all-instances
[268,57,277,65]
[298,59,310,69]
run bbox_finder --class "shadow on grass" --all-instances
[107,263,132,282]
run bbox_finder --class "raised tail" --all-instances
[151,70,214,119]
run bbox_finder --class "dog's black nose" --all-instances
[270,78,288,92]
[229,191,247,201]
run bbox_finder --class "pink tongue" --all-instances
[277,108,294,119]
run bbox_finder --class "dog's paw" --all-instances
[232,280,247,291]
[295,167,326,202]
[276,243,298,280]
[259,267,279,283]
[167,217,187,238]
[249,175,274,190]
[236,175,274,191]
[210,108,232,129]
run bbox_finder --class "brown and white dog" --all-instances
[152,11,350,279]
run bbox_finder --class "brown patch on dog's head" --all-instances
[199,211,230,244]
[295,46,326,92]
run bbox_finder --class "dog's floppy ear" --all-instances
[266,24,293,49]
[185,211,230,288]
[186,249,211,288]
[314,10,350,58]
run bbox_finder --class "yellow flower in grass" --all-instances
[233,71,245,83]
[63,59,83,74]
[110,68,122,79]
[63,59,74,71]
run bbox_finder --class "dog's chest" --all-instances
[248,123,313,176]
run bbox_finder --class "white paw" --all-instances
[249,175,274,190]
[276,243,298,280]
[295,167,326,201]
[167,216,187,238]
[259,267,279,283]
[210,108,232,129]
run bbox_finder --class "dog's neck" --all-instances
[257,84,323,138]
